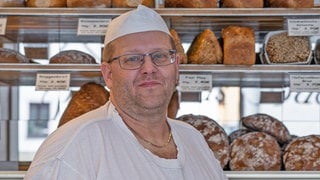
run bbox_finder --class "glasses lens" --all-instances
[152,50,176,66]
[119,55,143,69]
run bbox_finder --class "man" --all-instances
[24,5,227,180]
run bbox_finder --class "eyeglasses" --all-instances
[109,49,177,70]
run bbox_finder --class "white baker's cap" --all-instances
[104,5,171,45]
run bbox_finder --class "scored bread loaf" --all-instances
[221,26,255,65]
[187,29,223,64]
[266,0,314,8]
[26,0,66,7]
[221,0,263,8]
[170,29,188,64]
[0,0,25,7]
[67,0,111,7]
[112,0,154,8]
[49,50,97,64]
[58,82,109,127]
[0,48,30,63]
[165,0,218,8]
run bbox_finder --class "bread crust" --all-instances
[112,0,154,8]
[187,29,223,64]
[222,0,263,8]
[221,26,255,65]
[165,0,218,8]
[266,0,313,8]
[26,0,66,7]
[67,0,111,7]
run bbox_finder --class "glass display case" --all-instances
[0,7,320,179]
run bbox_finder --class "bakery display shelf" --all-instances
[225,171,320,180]
[0,64,319,87]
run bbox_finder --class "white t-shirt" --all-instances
[24,101,227,180]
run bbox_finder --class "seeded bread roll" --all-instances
[266,0,313,8]
[230,131,282,171]
[170,29,187,64]
[112,0,154,8]
[165,0,218,8]
[221,0,263,8]
[241,113,291,145]
[49,50,97,64]
[0,48,30,63]
[283,135,320,170]
[0,0,25,6]
[26,0,66,7]
[58,82,109,127]
[187,29,223,64]
[177,114,230,168]
[67,0,111,7]
[222,25,256,65]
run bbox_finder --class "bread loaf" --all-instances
[112,0,154,8]
[49,50,97,64]
[0,0,25,7]
[67,0,111,7]
[221,26,255,65]
[58,82,109,127]
[187,29,223,64]
[221,0,263,8]
[0,48,30,63]
[266,0,313,8]
[26,0,66,7]
[165,0,218,8]
[170,29,188,64]
[283,135,320,170]
[167,90,179,119]
[177,114,230,168]
[229,131,282,171]
[241,113,291,144]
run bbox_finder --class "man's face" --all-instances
[102,31,179,114]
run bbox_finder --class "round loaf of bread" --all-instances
[49,50,97,64]
[177,114,230,168]
[0,48,30,63]
[228,128,252,144]
[0,0,25,7]
[241,113,291,144]
[112,0,154,8]
[167,90,179,119]
[283,135,320,171]
[229,131,282,171]
[221,0,263,8]
[67,0,111,7]
[58,82,109,127]
[170,29,188,64]
[26,0,66,7]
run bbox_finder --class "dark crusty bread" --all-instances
[229,131,282,171]
[177,114,230,168]
[283,135,320,171]
[241,113,291,144]
[49,50,97,64]
[58,82,109,127]
[67,0,111,7]
[0,48,30,63]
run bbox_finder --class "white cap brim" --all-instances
[104,5,171,45]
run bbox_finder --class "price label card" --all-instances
[77,18,111,36]
[179,74,212,92]
[0,18,7,35]
[288,19,320,36]
[35,74,70,91]
[290,74,320,92]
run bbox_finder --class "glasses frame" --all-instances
[109,49,177,70]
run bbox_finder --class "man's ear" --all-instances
[101,62,112,89]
